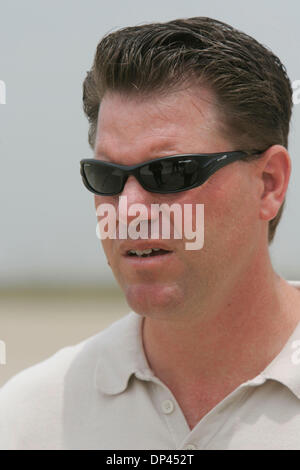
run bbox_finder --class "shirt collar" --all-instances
[94,311,154,395]
[247,281,300,399]
[94,282,300,398]
[256,319,300,399]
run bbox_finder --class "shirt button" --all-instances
[161,399,175,414]
[184,444,197,450]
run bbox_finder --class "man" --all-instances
[1,16,300,450]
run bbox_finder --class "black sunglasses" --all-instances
[80,149,265,196]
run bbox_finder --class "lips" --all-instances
[121,241,174,257]
[127,248,171,257]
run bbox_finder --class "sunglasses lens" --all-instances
[140,158,200,191]
[81,155,217,195]
[83,163,124,195]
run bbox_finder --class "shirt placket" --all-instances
[135,369,266,450]
[135,369,193,449]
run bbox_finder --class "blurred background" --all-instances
[0,0,300,387]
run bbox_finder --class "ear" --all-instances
[258,145,291,221]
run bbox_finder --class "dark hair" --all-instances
[82,16,293,244]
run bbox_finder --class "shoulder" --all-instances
[0,340,86,449]
[0,312,134,398]
[0,313,135,449]
[0,341,83,401]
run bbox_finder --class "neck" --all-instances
[142,249,300,393]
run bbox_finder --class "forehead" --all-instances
[94,88,229,162]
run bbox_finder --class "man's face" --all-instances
[94,88,263,321]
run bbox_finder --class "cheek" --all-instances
[100,238,112,258]
[95,195,118,257]
[189,167,259,254]
[205,176,260,257]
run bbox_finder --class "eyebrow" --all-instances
[94,150,109,159]
[95,145,180,162]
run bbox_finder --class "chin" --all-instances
[124,283,184,318]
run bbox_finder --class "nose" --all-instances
[117,175,157,227]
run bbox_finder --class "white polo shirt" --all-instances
[1,287,300,450]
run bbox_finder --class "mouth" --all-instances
[126,248,172,258]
